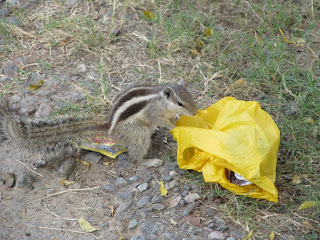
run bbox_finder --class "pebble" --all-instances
[7,16,23,27]
[179,199,186,207]
[169,171,181,179]
[84,152,103,164]
[35,103,52,119]
[58,159,76,179]
[137,196,151,208]
[182,190,189,196]
[2,60,20,77]
[168,196,181,208]
[16,172,34,188]
[129,175,139,182]
[0,9,10,18]
[103,184,117,193]
[117,200,132,213]
[213,216,225,226]
[151,196,163,203]
[187,226,195,233]
[216,225,228,232]
[128,219,138,230]
[101,222,109,228]
[117,191,133,200]
[183,202,197,215]
[116,177,128,187]
[208,231,227,240]
[207,222,217,229]
[87,70,100,79]
[76,63,87,72]
[163,233,174,239]
[227,237,236,240]
[137,183,148,192]
[230,231,243,240]
[139,212,147,219]
[184,193,201,203]
[33,159,46,168]
[0,75,12,85]
[165,179,179,190]
[4,173,15,188]
[131,236,145,240]
[152,203,165,211]
[160,173,173,181]
[141,221,159,235]
[174,187,180,192]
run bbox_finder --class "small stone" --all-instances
[4,173,15,188]
[84,152,103,164]
[160,173,173,181]
[117,191,133,200]
[101,222,109,228]
[164,179,179,190]
[0,9,10,18]
[207,223,217,229]
[179,199,186,207]
[141,221,159,235]
[208,231,227,240]
[16,172,34,188]
[87,70,100,79]
[206,207,217,217]
[137,183,148,192]
[116,177,128,187]
[103,184,117,193]
[227,237,236,240]
[58,159,76,179]
[2,60,20,77]
[184,193,201,203]
[151,196,163,203]
[183,202,197,215]
[76,63,87,73]
[137,196,151,208]
[163,233,174,239]
[34,159,46,168]
[7,16,23,27]
[0,75,12,85]
[117,200,132,213]
[35,104,52,119]
[139,212,147,218]
[25,233,31,236]
[129,175,139,182]
[216,225,228,232]
[213,216,225,226]
[128,219,138,230]
[187,226,194,233]
[169,170,181,179]
[152,203,165,211]
[182,190,189,196]
[174,187,180,192]
[230,231,244,240]
[168,196,181,208]
[131,236,145,240]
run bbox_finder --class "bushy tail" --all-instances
[0,114,109,160]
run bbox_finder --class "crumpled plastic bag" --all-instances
[171,97,280,202]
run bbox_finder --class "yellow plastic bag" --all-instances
[171,97,280,202]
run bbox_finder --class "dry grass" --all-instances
[1,0,319,239]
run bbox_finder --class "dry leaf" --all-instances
[170,218,177,225]
[231,79,247,88]
[205,28,213,37]
[298,201,319,210]
[279,28,305,47]
[60,179,74,186]
[142,11,156,20]
[305,117,314,124]
[169,196,181,208]
[191,50,199,58]
[77,217,98,233]
[292,175,301,184]
[27,79,44,90]
[160,181,168,196]
[77,158,90,171]
[242,230,254,240]
[302,220,314,229]
[196,39,205,49]
[269,231,275,240]
[119,235,123,240]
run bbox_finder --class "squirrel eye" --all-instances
[178,101,184,107]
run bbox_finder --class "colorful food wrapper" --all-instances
[78,136,126,159]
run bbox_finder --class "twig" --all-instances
[27,186,99,205]
[30,226,100,239]
[13,157,44,178]
[43,202,77,221]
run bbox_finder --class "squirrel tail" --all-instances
[0,114,109,160]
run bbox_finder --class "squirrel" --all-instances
[0,81,197,167]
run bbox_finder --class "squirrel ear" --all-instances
[178,79,184,86]
[163,87,171,99]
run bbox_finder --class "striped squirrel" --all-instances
[0,82,197,167]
